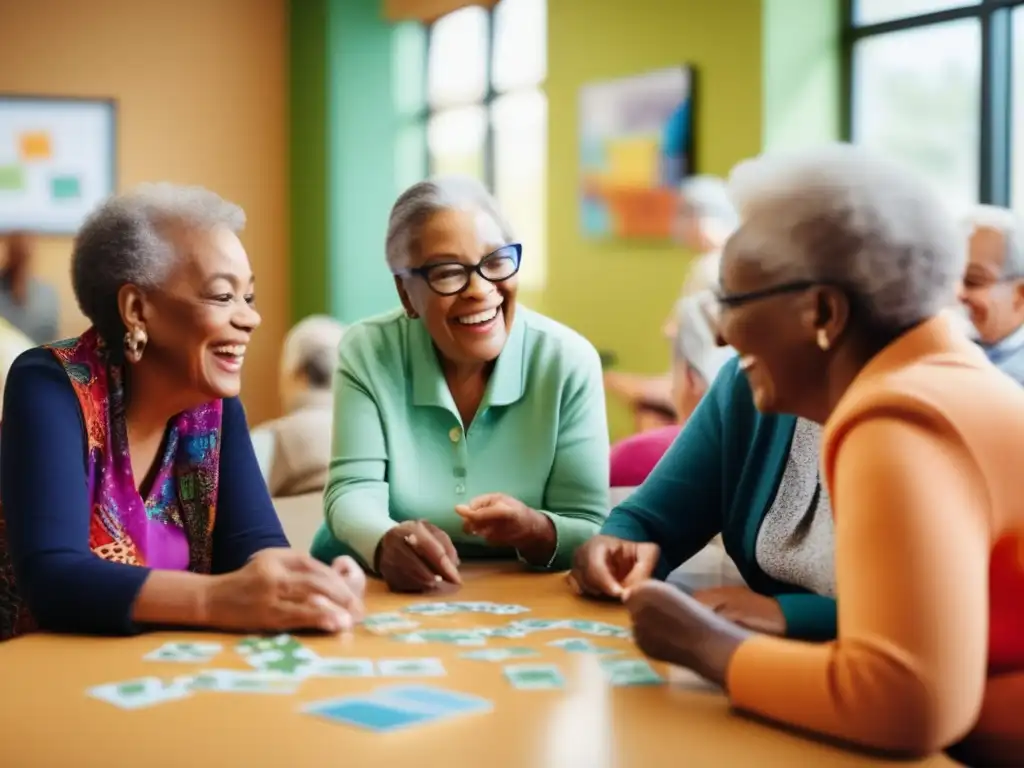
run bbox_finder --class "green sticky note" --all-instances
[51,175,81,200]
[0,165,24,191]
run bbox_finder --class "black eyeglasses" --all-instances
[395,243,522,297]
[713,279,820,309]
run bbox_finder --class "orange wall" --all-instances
[0,0,289,424]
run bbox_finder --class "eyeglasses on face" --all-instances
[394,243,522,297]
[713,279,821,309]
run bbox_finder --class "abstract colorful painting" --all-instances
[0,96,116,234]
[579,66,694,241]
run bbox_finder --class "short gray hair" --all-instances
[962,204,1024,279]
[673,289,735,384]
[725,143,965,330]
[680,175,740,232]
[71,182,245,344]
[281,314,347,389]
[385,176,515,270]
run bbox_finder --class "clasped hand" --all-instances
[206,548,366,633]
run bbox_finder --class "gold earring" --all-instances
[123,326,148,363]
[816,328,830,351]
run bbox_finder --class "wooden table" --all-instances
[0,566,958,768]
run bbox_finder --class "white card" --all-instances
[376,658,447,677]
[87,676,194,709]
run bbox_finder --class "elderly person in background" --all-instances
[604,175,738,430]
[574,301,837,642]
[0,184,365,641]
[959,205,1024,384]
[251,315,346,497]
[0,232,59,344]
[609,289,734,490]
[625,144,1024,764]
[309,176,609,593]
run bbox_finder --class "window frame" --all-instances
[842,0,1021,206]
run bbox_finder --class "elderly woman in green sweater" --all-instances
[310,176,610,593]
[571,354,837,641]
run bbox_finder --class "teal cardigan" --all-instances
[601,356,837,641]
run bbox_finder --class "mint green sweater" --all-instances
[602,357,837,641]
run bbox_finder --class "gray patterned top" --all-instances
[754,418,836,597]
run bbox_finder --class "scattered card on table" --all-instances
[302,684,491,733]
[503,663,566,690]
[567,620,631,639]
[390,629,486,646]
[377,658,447,677]
[600,658,664,686]
[547,638,621,655]
[461,647,538,662]
[402,602,459,617]
[88,676,194,709]
[311,658,376,677]
[362,612,420,634]
[143,641,222,663]
[236,634,320,676]
[190,669,302,694]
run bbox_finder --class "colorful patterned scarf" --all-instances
[0,328,222,640]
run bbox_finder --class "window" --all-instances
[422,0,548,290]
[845,0,1019,209]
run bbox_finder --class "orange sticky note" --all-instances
[19,131,52,161]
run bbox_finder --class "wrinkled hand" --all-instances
[692,586,787,636]
[625,580,750,688]
[455,493,554,553]
[568,535,660,600]
[377,520,461,593]
[205,548,366,633]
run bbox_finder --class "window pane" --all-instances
[428,106,486,180]
[1013,8,1024,207]
[493,0,546,92]
[854,0,978,26]
[852,20,980,209]
[427,6,488,109]
[492,89,548,289]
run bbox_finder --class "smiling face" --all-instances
[395,207,518,369]
[959,225,1024,344]
[716,228,849,417]
[127,225,261,401]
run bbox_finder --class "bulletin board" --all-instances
[0,95,117,235]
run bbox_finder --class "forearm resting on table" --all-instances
[131,570,215,628]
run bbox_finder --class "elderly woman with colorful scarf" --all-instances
[0,184,365,641]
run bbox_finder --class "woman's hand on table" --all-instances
[205,548,366,633]
[624,580,752,689]
[455,493,557,564]
[377,520,462,593]
[567,535,660,600]
[691,586,786,636]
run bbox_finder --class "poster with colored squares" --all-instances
[0,96,116,234]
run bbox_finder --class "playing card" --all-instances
[547,638,621,655]
[87,676,194,709]
[190,669,302,694]
[451,601,529,615]
[301,684,491,733]
[310,658,376,677]
[237,635,320,676]
[600,658,664,686]
[460,647,538,662]
[362,612,420,634]
[143,641,222,663]
[567,620,631,639]
[402,602,459,616]
[479,626,529,639]
[508,619,567,633]
[377,658,447,677]
[390,629,486,646]
[503,663,566,690]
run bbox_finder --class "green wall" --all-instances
[289,0,413,324]
[545,0,765,439]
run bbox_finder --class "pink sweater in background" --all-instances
[609,425,681,488]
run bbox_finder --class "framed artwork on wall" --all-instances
[0,95,117,235]
[579,65,695,241]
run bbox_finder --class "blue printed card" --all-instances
[302,684,492,733]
